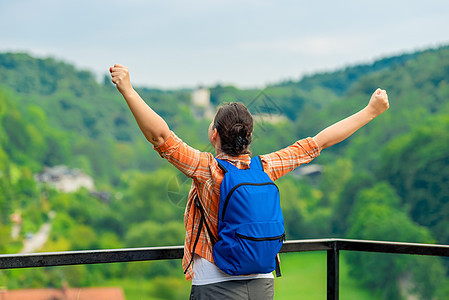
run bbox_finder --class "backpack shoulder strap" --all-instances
[250,156,264,171]
[215,158,234,173]
[184,195,218,275]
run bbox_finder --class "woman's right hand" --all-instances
[110,64,134,96]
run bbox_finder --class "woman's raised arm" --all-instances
[110,64,170,146]
[313,88,389,150]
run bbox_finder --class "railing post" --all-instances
[327,242,339,300]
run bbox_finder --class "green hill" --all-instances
[1,45,449,299]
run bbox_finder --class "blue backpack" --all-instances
[212,156,285,276]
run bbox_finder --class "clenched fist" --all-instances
[109,64,133,96]
[367,88,389,117]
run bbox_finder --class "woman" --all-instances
[110,64,389,299]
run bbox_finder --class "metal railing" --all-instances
[2,238,449,300]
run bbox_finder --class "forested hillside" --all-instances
[1,45,449,299]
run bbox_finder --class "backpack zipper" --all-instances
[221,182,278,221]
[236,232,285,242]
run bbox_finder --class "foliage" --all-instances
[1,45,449,298]
[379,115,449,246]
[346,182,447,299]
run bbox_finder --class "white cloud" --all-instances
[237,34,375,56]
[1,0,448,88]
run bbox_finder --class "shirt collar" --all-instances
[215,153,252,169]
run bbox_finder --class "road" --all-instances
[20,212,55,253]
[20,222,52,253]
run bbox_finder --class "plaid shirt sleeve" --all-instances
[154,131,212,178]
[260,137,321,181]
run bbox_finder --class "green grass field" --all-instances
[274,252,379,300]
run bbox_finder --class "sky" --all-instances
[1,0,448,89]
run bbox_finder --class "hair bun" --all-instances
[233,123,244,134]
[235,135,248,149]
[213,102,253,156]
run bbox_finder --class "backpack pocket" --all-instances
[213,221,284,275]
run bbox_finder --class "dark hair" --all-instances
[213,102,253,156]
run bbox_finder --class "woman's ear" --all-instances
[211,128,219,142]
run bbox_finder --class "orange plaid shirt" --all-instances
[154,131,321,280]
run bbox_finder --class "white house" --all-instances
[191,87,215,119]
[34,165,94,193]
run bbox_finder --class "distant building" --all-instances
[249,91,287,125]
[191,87,215,119]
[191,87,210,107]
[90,191,111,203]
[10,213,22,224]
[252,113,288,124]
[292,164,324,179]
[10,212,22,240]
[0,287,125,300]
[34,165,94,193]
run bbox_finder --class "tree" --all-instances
[346,182,447,299]
[330,170,375,235]
[380,116,449,245]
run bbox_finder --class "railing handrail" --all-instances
[3,238,449,300]
[281,238,449,255]
[2,238,449,270]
